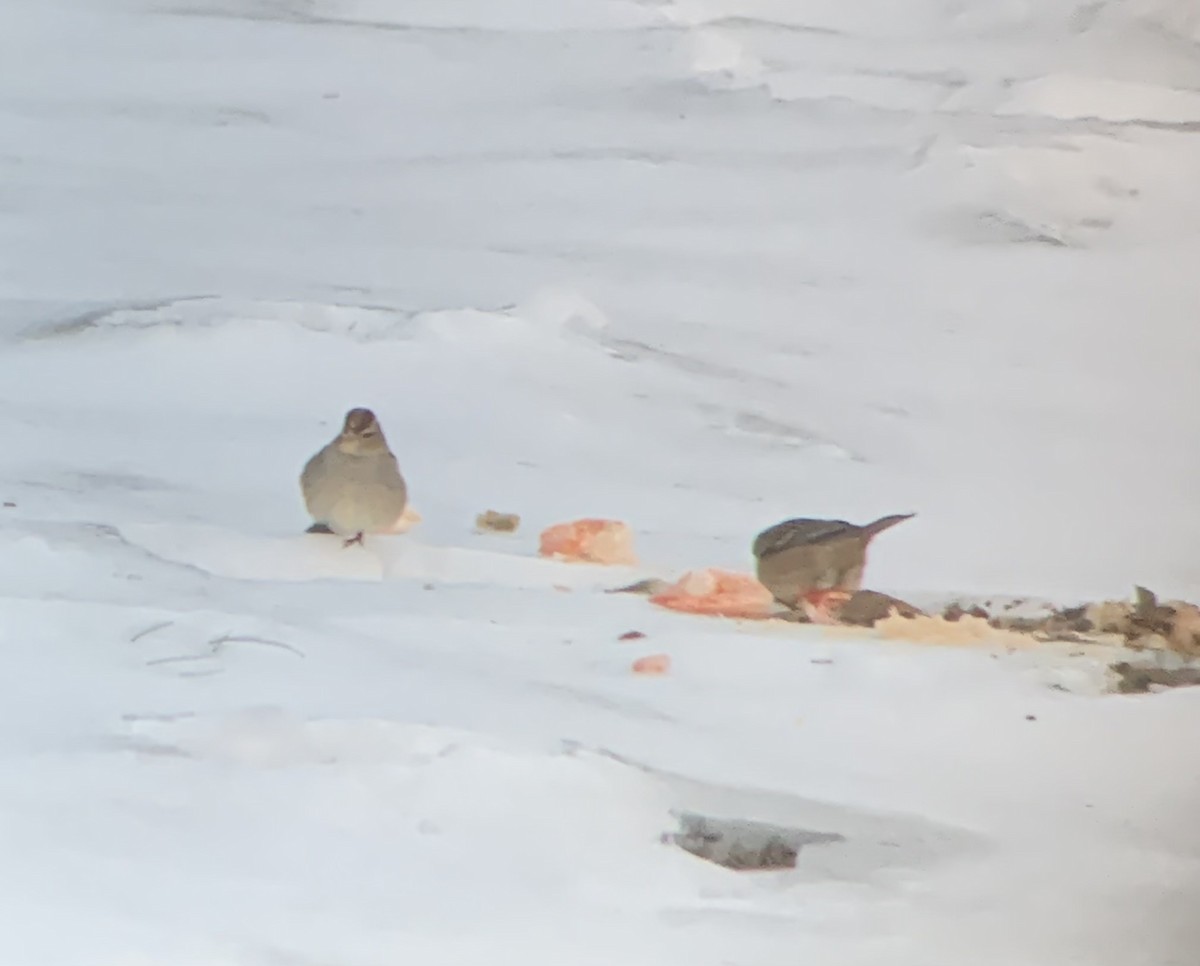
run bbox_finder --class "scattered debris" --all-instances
[608,570,1200,673]
[1035,587,1200,656]
[1129,586,1200,656]
[942,602,991,622]
[648,569,776,619]
[990,606,1092,639]
[1083,600,1131,634]
[837,590,925,626]
[875,613,1034,648]
[769,589,922,625]
[539,518,637,565]
[474,509,520,533]
[1110,661,1200,694]
[618,630,646,641]
[670,811,843,871]
[929,587,1200,656]
[631,653,671,675]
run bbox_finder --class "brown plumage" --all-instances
[300,407,409,547]
[752,513,914,622]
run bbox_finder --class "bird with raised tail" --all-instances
[300,408,409,547]
[752,513,914,623]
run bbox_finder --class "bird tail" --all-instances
[863,512,915,538]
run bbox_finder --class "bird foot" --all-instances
[800,591,852,625]
[342,532,365,548]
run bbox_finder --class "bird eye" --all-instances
[361,430,378,437]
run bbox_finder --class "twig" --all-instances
[130,620,174,643]
[209,634,306,659]
[145,653,214,668]
[144,630,306,669]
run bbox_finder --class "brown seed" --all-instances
[475,510,521,533]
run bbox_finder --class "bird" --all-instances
[752,513,914,623]
[300,407,409,548]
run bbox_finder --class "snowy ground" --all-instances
[1,1,1199,963]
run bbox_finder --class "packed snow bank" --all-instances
[0,713,725,964]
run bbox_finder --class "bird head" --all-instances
[336,407,389,455]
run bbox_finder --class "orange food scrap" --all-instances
[631,653,671,675]
[649,569,776,619]
[538,518,637,565]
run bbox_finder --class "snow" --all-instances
[0,0,1198,963]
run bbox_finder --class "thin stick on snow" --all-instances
[208,633,306,658]
[130,620,174,643]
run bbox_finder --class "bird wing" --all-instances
[752,518,858,560]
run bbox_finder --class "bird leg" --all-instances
[342,532,365,548]
[800,589,852,625]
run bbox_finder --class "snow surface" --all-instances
[0,0,1198,963]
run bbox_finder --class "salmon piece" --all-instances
[538,518,637,565]
[649,569,776,619]
[631,653,671,675]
